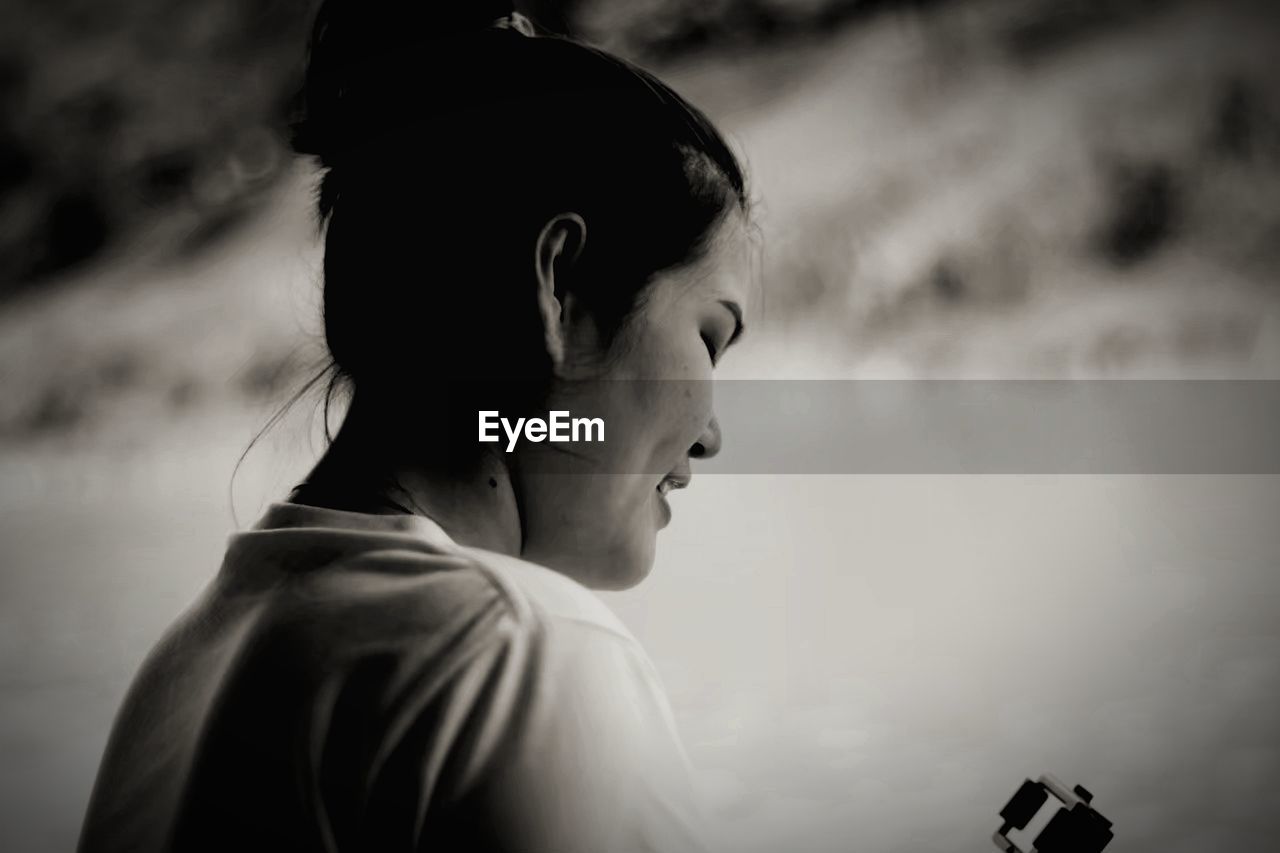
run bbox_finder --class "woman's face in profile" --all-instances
[513,212,752,589]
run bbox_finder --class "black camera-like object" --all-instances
[993,774,1113,853]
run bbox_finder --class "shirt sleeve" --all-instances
[420,611,712,853]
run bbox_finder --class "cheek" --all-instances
[570,377,708,471]
[625,313,711,382]
[596,380,708,468]
[652,379,712,454]
[630,331,714,440]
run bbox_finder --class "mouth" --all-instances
[654,470,690,528]
[660,471,691,525]
[656,471,691,497]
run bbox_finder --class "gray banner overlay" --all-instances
[510,381,1280,474]
[705,380,1280,474]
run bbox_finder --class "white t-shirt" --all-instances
[78,501,710,853]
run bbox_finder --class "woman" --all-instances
[79,1,753,851]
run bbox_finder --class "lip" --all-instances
[655,489,672,528]
[654,468,690,528]
[657,471,692,495]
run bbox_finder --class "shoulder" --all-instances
[437,552,708,853]
[450,546,684,753]
[254,547,701,847]
[252,541,649,698]
[278,541,672,736]
[412,543,664,704]
[451,543,640,645]
[243,538,670,751]
[259,547,517,661]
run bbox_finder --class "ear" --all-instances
[533,212,587,369]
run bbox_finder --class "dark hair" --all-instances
[279,0,749,475]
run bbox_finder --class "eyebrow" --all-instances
[719,299,746,348]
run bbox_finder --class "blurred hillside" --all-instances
[0,0,944,293]
[0,0,311,290]
[1,0,1278,450]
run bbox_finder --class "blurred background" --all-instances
[2,0,1279,850]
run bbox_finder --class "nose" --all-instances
[689,414,722,460]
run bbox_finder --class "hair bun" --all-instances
[290,0,520,165]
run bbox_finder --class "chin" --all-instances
[566,537,656,591]
[591,562,653,591]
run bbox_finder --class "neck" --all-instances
[293,396,523,558]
